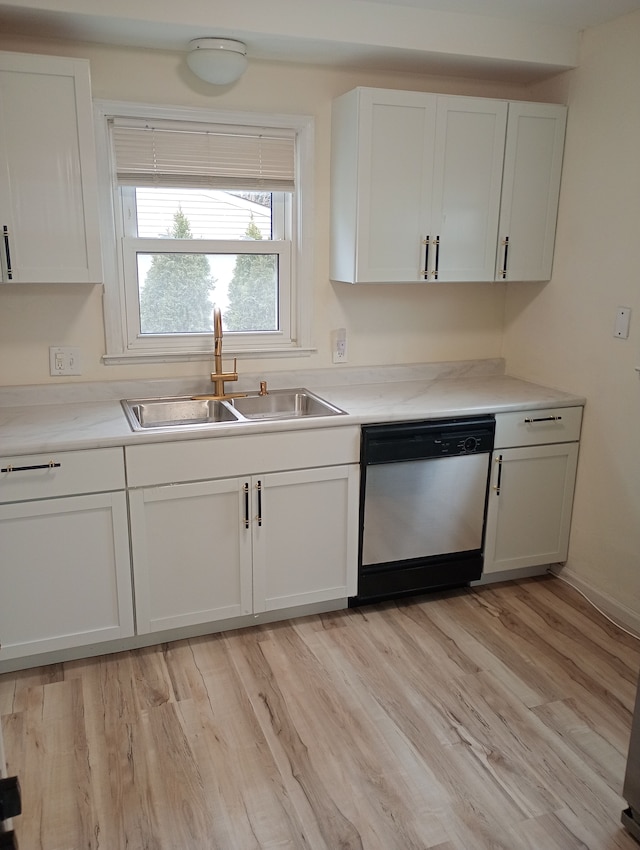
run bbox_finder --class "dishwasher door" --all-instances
[361,452,490,567]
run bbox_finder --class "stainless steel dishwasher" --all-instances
[351,415,495,605]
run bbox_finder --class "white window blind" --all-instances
[111,119,296,191]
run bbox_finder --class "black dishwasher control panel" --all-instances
[362,415,495,464]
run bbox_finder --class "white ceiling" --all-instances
[0,0,639,83]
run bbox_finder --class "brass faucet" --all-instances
[192,306,247,401]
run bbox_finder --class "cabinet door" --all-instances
[430,97,508,282]
[252,465,359,612]
[330,88,436,283]
[0,492,133,661]
[129,478,252,634]
[483,442,579,574]
[0,52,101,283]
[497,102,567,282]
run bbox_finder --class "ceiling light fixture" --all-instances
[186,38,248,86]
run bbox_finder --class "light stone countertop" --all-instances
[0,359,585,457]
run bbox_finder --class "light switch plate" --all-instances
[49,346,82,376]
[614,307,631,339]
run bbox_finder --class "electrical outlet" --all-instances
[49,346,82,376]
[332,328,348,364]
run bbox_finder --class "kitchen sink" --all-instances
[122,397,239,430]
[121,388,345,431]
[228,389,344,421]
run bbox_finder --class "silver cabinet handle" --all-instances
[523,416,562,423]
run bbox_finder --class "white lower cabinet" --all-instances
[253,465,359,613]
[483,442,579,573]
[129,477,253,634]
[125,428,361,635]
[0,449,134,662]
[483,407,582,576]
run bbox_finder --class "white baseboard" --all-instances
[0,598,348,675]
[549,564,640,639]
[472,565,548,586]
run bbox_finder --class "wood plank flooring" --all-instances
[2,575,640,849]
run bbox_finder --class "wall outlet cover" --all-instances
[49,346,82,376]
[332,328,348,364]
[614,307,631,339]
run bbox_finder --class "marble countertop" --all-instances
[0,360,585,457]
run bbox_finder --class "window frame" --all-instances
[93,100,314,364]
[122,237,291,350]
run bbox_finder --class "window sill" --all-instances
[102,346,316,366]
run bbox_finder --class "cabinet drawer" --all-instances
[494,406,582,448]
[0,447,125,503]
[125,426,361,487]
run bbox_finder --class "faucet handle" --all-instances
[259,380,268,396]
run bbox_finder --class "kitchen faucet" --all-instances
[192,306,247,401]
[210,305,234,397]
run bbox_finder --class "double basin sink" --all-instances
[122,388,346,432]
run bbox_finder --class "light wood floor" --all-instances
[1,575,640,849]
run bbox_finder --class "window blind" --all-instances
[111,120,296,191]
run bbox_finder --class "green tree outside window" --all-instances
[140,209,215,334]
[225,219,278,332]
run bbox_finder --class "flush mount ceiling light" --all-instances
[186,38,248,85]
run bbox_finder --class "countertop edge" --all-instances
[0,372,586,457]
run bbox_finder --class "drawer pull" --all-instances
[523,416,562,424]
[492,454,503,495]
[3,225,13,280]
[1,461,61,473]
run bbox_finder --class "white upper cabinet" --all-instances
[330,87,566,284]
[0,51,102,284]
[429,96,507,282]
[330,88,437,283]
[497,102,567,282]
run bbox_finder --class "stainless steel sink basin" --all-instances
[121,388,345,431]
[122,397,239,430]
[229,389,345,421]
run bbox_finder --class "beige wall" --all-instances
[503,12,640,618]
[0,35,537,386]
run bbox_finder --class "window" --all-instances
[94,102,314,363]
